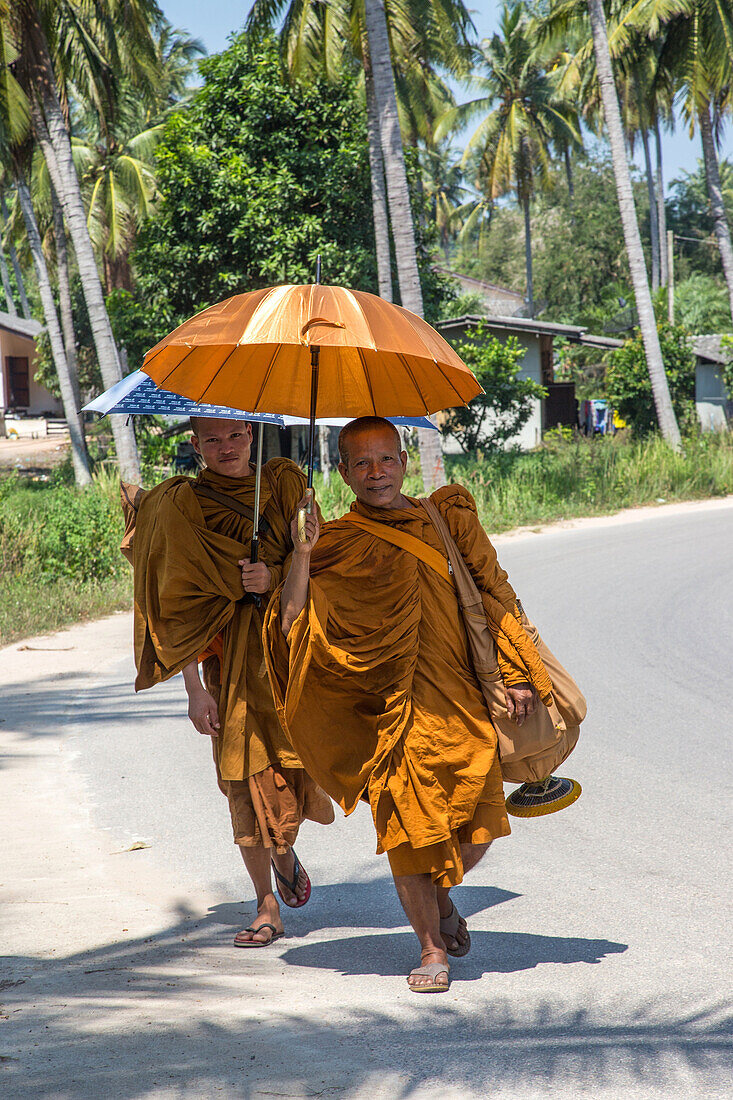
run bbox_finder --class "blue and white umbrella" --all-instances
[83,370,439,431]
[84,370,437,586]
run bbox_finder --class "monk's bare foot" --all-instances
[407,948,450,991]
[234,894,283,946]
[271,847,308,904]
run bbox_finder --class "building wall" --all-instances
[440,321,543,453]
[0,329,62,415]
[695,361,730,431]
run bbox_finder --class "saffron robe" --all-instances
[264,484,535,885]
[134,458,308,781]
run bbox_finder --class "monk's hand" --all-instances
[291,490,319,554]
[238,558,271,595]
[187,686,220,737]
[504,682,538,726]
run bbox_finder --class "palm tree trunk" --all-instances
[640,126,660,292]
[654,119,668,286]
[319,425,331,484]
[50,184,83,411]
[523,193,534,318]
[699,100,733,323]
[1,192,32,319]
[586,0,680,449]
[23,29,140,480]
[363,0,446,491]
[564,145,575,201]
[363,35,393,302]
[16,179,91,487]
[0,242,17,316]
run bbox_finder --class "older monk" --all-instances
[263,416,543,992]
[132,417,333,947]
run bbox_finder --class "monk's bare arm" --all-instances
[182,660,220,736]
[280,492,319,637]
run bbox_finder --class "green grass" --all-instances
[0,574,131,648]
[1,432,731,646]
[0,467,131,647]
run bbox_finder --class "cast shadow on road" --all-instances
[1,676,182,744]
[280,929,627,979]
[2,896,728,1098]
[206,880,521,934]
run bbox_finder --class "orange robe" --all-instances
[264,484,532,887]
[131,459,332,845]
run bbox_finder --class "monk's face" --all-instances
[338,427,407,509]
[191,418,253,477]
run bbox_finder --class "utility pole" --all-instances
[667,230,674,324]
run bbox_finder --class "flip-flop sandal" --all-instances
[233,922,284,949]
[271,849,311,909]
[408,962,450,993]
[440,902,471,958]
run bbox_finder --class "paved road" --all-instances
[1,500,732,1098]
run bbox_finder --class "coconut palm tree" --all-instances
[5,0,155,480]
[0,21,91,482]
[586,0,681,447]
[247,0,473,488]
[73,92,163,293]
[646,1,733,320]
[440,3,582,318]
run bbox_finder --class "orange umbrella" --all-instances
[142,283,481,419]
[142,280,482,543]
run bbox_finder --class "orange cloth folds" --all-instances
[264,484,517,885]
[134,458,307,781]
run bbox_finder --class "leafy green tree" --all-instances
[667,157,733,280]
[440,326,546,452]
[128,35,374,341]
[440,3,581,318]
[674,274,733,333]
[606,322,696,435]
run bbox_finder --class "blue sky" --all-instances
[160,0,730,191]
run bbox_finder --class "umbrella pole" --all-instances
[248,420,265,608]
[298,345,319,543]
[306,345,320,491]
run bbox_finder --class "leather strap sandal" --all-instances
[407,962,450,993]
[440,902,471,957]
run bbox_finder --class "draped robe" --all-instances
[134,458,306,781]
[264,484,533,886]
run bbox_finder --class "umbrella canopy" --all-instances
[82,370,438,431]
[141,284,481,417]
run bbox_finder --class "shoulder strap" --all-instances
[193,482,271,537]
[341,512,453,583]
[420,496,484,609]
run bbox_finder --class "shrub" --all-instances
[606,323,696,436]
[441,326,546,452]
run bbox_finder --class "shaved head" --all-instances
[338,417,401,467]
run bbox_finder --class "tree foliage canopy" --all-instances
[606,322,696,435]
[130,34,377,339]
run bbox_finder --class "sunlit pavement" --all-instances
[1,498,731,1099]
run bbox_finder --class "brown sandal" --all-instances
[440,902,471,957]
[407,962,450,993]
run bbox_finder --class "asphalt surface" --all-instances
[1,499,731,1099]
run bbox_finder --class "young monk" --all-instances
[131,417,334,947]
[263,416,546,992]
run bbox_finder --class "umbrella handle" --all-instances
[297,489,314,544]
[247,536,261,609]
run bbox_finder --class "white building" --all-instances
[692,335,731,431]
[0,311,63,435]
[437,314,621,450]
